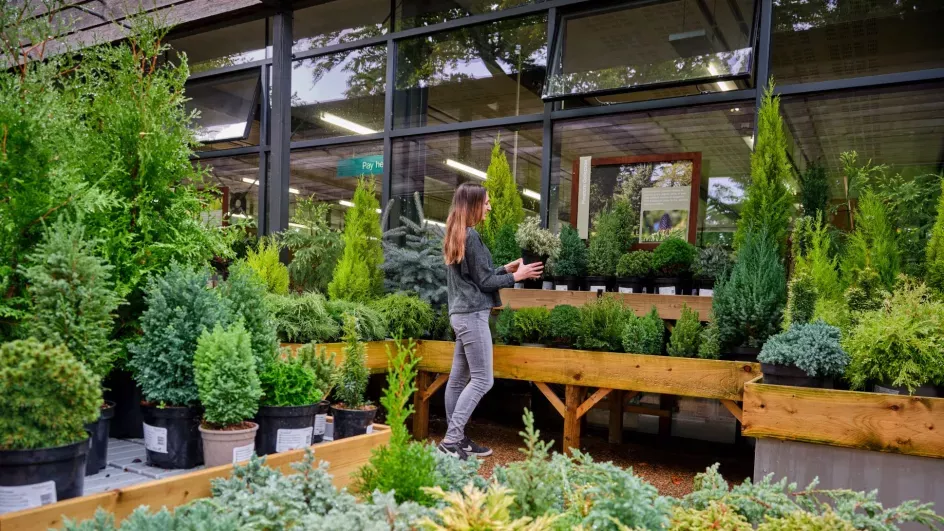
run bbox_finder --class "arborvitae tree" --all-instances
[798,162,830,219]
[844,191,900,290]
[329,177,384,303]
[587,201,633,276]
[479,140,524,250]
[221,261,279,371]
[928,179,944,296]
[491,223,520,268]
[552,225,587,277]
[380,192,447,308]
[246,236,289,295]
[734,83,793,258]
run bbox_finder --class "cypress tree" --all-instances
[927,179,944,295]
[329,177,384,302]
[480,139,524,250]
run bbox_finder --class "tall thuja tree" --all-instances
[927,179,944,296]
[844,191,900,290]
[479,139,524,250]
[329,177,384,302]
[221,261,279,371]
[380,192,447,308]
[734,83,793,258]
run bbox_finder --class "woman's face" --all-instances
[480,193,492,224]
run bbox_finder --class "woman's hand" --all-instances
[504,258,523,273]
[513,262,544,282]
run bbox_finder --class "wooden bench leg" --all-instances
[563,385,585,455]
[658,394,676,439]
[413,371,431,440]
[608,389,624,444]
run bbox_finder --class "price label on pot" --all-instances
[590,285,606,293]
[699,289,713,297]
[658,286,676,295]
[0,481,57,513]
[618,287,634,294]
[313,414,327,436]
[143,423,168,454]
[555,284,569,291]
[276,427,313,452]
[366,424,374,434]
[232,443,254,464]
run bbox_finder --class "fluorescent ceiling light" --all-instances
[445,159,487,180]
[288,222,307,229]
[338,199,381,213]
[707,64,737,92]
[523,189,541,200]
[242,177,299,195]
[427,219,446,228]
[288,187,300,195]
[321,112,377,135]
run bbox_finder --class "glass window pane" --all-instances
[290,142,384,229]
[168,19,267,74]
[550,102,756,247]
[771,0,944,85]
[396,0,535,31]
[291,46,387,141]
[391,124,542,229]
[546,0,756,99]
[186,71,261,147]
[197,155,261,227]
[394,15,547,129]
[293,0,390,52]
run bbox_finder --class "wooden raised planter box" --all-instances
[0,422,391,531]
[281,340,395,374]
[499,288,713,321]
[742,378,944,459]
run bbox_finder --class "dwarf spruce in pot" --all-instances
[622,306,665,355]
[331,315,377,439]
[758,321,848,389]
[651,237,697,295]
[194,322,262,467]
[515,217,560,288]
[552,225,587,291]
[615,250,652,294]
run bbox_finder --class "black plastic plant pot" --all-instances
[723,346,761,363]
[104,369,144,439]
[582,276,613,294]
[873,382,939,397]
[615,277,646,294]
[553,276,580,291]
[520,249,549,290]
[761,363,833,389]
[330,405,378,440]
[652,277,686,295]
[254,404,319,455]
[693,277,715,297]
[140,403,203,469]
[0,436,90,512]
[312,400,331,444]
[84,401,116,475]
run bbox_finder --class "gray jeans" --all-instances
[444,310,494,444]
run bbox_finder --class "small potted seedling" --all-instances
[651,237,697,295]
[330,315,377,439]
[615,250,652,294]
[515,217,560,290]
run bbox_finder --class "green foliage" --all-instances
[515,217,561,259]
[671,502,750,530]
[370,293,435,339]
[283,198,342,293]
[926,179,944,296]
[587,201,633,277]
[496,307,517,345]
[759,321,849,378]
[734,84,793,258]
[222,261,278,370]
[667,305,701,358]
[713,231,786,349]
[783,274,817,329]
[793,216,843,303]
[294,343,337,396]
[845,279,944,393]
[553,225,587,277]
[548,305,581,345]
[576,295,629,352]
[698,319,722,360]
[429,307,455,342]
[843,267,888,320]
[419,483,558,531]
[622,306,665,355]
[259,351,322,407]
[492,224,522,268]
[380,192,447,307]
[335,316,370,408]
[616,251,652,278]
[329,177,384,302]
[480,140,525,250]
[811,297,851,338]
[326,299,388,341]
[268,292,340,344]
[844,191,900,290]
[129,263,231,406]
[23,219,121,384]
[756,510,854,531]
[513,307,551,345]
[194,322,261,427]
[797,162,830,219]
[651,237,698,277]
[0,338,101,450]
[694,244,731,280]
[246,236,289,296]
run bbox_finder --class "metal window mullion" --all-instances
[381,37,396,214]
[753,0,772,140]
[550,89,756,121]
[539,7,558,229]
[774,68,944,97]
[268,9,293,236]
[389,113,544,138]
[186,59,272,81]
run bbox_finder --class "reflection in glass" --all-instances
[545,0,755,99]
[186,71,260,144]
[396,0,534,31]
[196,155,261,227]
[168,19,267,74]
[293,0,389,52]
[394,16,547,128]
[290,142,384,229]
[291,46,387,140]
[771,0,944,84]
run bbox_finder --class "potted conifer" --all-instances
[295,343,337,443]
[615,250,653,294]
[650,237,697,295]
[515,217,560,290]
[692,244,731,296]
[585,202,632,293]
[759,321,848,389]
[194,323,262,467]
[330,315,377,439]
[552,225,587,291]
[255,346,325,455]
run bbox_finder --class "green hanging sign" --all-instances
[336,155,383,178]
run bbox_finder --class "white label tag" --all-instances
[658,286,676,295]
[618,287,634,294]
[542,281,554,290]
[699,288,713,297]
[232,443,254,464]
[874,385,900,395]
[143,423,168,454]
[590,285,606,293]
[514,283,523,289]
[0,481,57,514]
[313,414,327,436]
[366,425,374,434]
[276,427,313,453]
[555,284,569,291]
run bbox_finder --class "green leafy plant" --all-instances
[843,267,888,320]
[380,192,447,307]
[698,319,722,360]
[23,218,121,384]
[671,501,750,530]
[259,350,323,408]
[616,251,652,278]
[587,202,633,277]
[326,299,387,341]
[552,225,587,277]
[844,190,900,290]
[246,236,289,296]
[713,231,786,349]
[667,305,701,358]
[480,139,525,251]
[694,244,731,280]
[576,295,629,352]
[548,305,581,346]
[496,307,517,345]
[222,261,279,370]
[0,338,101,450]
[513,307,551,345]
[783,273,816,329]
[418,483,558,531]
[845,279,944,393]
[194,322,262,428]
[429,306,456,342]
[651,237,698,277]
[622,306,665,355]
[759,321,849,378]
[515,217,561,260]
[267,292,340,344]
[925,178,944,296]
[129,263,231,406]
[370,293,435,339]
[734,83,793,258]
[334,315,370,409]
[282,198,342,294]
[492,223,521,268]
[793,216,843,304]
[797,162,830,219]
[329,177,384,302]
[294,343,337,397]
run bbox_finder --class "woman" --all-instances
[439,183,543,459]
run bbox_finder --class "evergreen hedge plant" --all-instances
[222,261,279,370]
[370,293,434,339]
[259,350,323,408]
[651,237,697,277]
[246,236,289,296]
[616,251,652,278]
[927,178,944,296]
[495,307,516,345]
[480,140,524,251]
[512,307,551,345]
[667,305,701,358]
[576,295,629,352]
[329,177,384,302]
[268,292,340,344]
[326,299,387,341]
[548,304,581,346]
[622,307,665,355]
[553,225,587,277]
[335,316,370,408]
[194,322,262,428]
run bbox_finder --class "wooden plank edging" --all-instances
[498,289,713,321]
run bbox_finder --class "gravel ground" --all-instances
[426,417,753,498]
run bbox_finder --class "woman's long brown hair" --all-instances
[444,183,487,265]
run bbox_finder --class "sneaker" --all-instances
[459,436,493,457]
[437,441,469,460]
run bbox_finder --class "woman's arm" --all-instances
[467,232,516,292]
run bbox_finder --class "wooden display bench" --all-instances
[742,377,944,459]
[0,422,391,531]
[499,288,713,321]
[281,340,394,374]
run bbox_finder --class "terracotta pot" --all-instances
[199,422,259,468]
